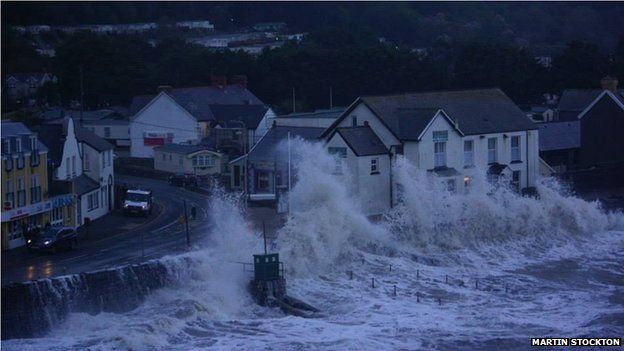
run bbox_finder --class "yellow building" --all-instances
[1,121,74,250]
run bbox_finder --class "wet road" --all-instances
[1,175,212,285]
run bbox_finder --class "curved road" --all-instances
[1,175,212,285]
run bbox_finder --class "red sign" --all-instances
[144,137,165,146]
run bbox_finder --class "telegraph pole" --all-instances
[329,86,333,110]
[292,87,296,113]
[80,65,84,126]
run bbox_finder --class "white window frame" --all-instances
[511,136,521,162]
[488,137,497,164]
[434,141,446,168]
[370,157,379,174]
[15,138,22,153]
[3,139,10,154]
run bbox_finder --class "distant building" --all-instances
[3,72,58,102]
[252,22,287,32]
[270,108,346,128]
[129,84,273,158]
[537,121,580,173]
[82,119,130,149]
[154,144,224,176]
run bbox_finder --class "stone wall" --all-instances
[1,256,193,340]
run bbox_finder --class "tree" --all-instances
[551,41,609,90]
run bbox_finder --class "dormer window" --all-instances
[15,139,22,153]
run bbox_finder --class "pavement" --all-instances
[1,175,212,286]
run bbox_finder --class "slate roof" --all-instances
[154,143,217,155]
[73,174,100,195]
[336,126,388,156]
[209,104,269,128]
[70,121,114,152]
[323,89,536,139]
[247,126,324,162]
[130,85,264,121]
[277,107,346,119]
[2,121,49,155]
[538,121,580,151]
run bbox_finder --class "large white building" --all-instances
[129,85,274,158]
[321,89,540,215]
[34,118,115,227]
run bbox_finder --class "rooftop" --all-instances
[336,126,388,156]
[538,121,580,151]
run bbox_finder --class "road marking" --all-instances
[151,219,179,234]
[57,253,91,263]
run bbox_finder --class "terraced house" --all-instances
[1,122,56,249]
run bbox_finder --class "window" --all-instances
[15,138,22,153]
[71,155,76,176]
[434,142,446,168]
[371,158,379,174]
[84,153,90,170]
[464,140,474,167]
[30,136,37,151]
[162,153,166,161]
[51,207,64,226]
[17,178,25,207]
[328,147,347,174]
[511,136,521,162]
[30,174,41,203]
[432,131,448,142]
[352,116,357,127]
[512,170,521,192]
[88,192,99,211]
[193,155,216,167]
[5,180,14,205]
[488,138,497,164]
[104,127,111,138]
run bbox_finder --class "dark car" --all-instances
[168,173,198,187]
[29,226,78,254]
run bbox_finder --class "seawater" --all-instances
[4,140,623,351]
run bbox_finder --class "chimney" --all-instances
[211,75,227,88]
[229,75,248,88]
[158,85,173,92]
[600,76,618,93]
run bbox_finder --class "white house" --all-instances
[153,144,224,176]
[321,89,540,214]
[83,119,130,148]
[34,118,115,227]
[129,85,273,158]
[325,126,391,216]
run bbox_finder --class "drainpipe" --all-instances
[526,130,530,189]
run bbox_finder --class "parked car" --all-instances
[168,173,198,187]
[123,189,153,216]
[29,226,78,254]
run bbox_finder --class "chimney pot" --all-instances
[600,76,618,93]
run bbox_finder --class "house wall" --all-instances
[85,123,130,147]
[326,133,391,216]
[579,95,624,167]
[80,144,114,224]
[56,120,82,180]
[154,150,223,176]
[130,93,201,158]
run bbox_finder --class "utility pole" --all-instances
[79,65,84,126]
[292,87,296,113]
[262,220,267,255]
[183,199,190,248]
[329,86,333,110]
[287,131,291,213]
